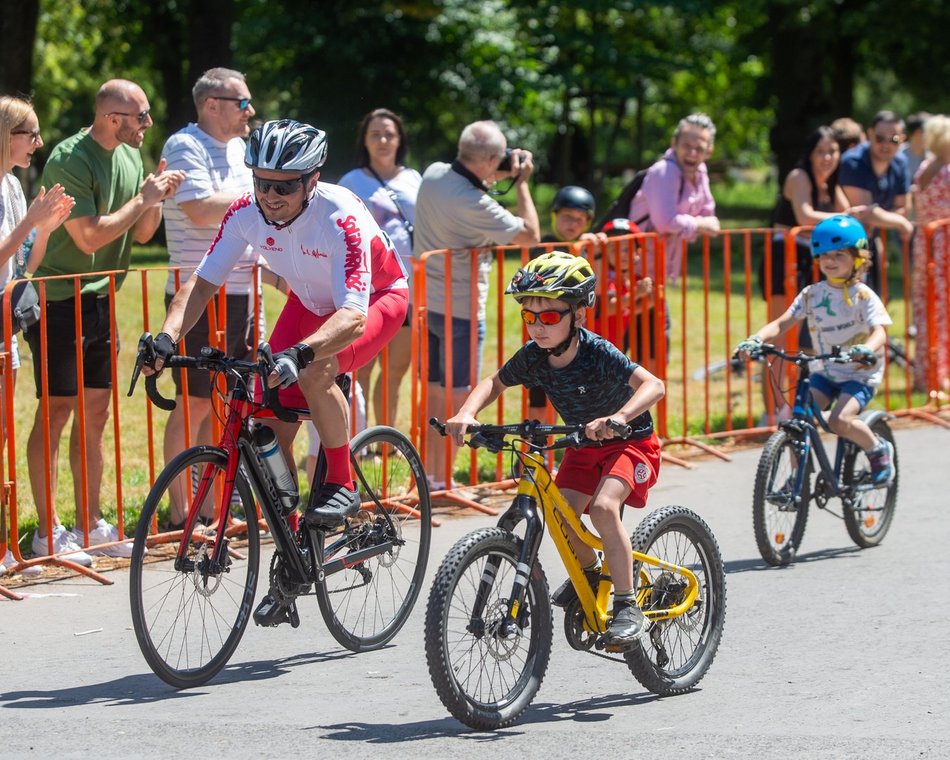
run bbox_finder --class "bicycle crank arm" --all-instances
[320,540,395,578]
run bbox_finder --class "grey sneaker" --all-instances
[605,603,651,646]
[867,438,895,487]
[305,483,360,528]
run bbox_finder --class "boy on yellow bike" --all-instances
[736,214,895,485]
[445,251,665,646]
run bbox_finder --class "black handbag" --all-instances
[3,277,40,335]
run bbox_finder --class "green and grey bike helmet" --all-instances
[506,250,597,308]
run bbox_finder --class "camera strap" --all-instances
[366,166,414,240]
[450,160,488,193]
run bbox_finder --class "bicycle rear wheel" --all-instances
[624,505,726,696]
[129,447,259,688]
[842,419,898,547]
[315,426,432,651]
[752,429,811,566]
[425,527,552,730]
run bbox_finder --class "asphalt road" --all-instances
[2,423,948,759]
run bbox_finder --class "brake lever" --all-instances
[128,332,153,397]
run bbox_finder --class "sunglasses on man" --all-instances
[107,109,151,125]
[872,133,902,145]
[212,96,252,111]
[521,308,572,326]
[253,175,306,196]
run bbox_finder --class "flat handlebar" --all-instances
[740,343,877,368]
[429,417,635,453]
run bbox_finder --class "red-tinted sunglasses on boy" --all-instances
[520,308,572,326]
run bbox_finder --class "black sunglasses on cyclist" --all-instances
[212,96,252,110]
[253,175,306,196]
[108,109,151,125]
[521,308,572,326]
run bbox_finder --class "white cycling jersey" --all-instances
[196,182,408,316]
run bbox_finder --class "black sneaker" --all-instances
[305,483,360,528]
[551,567,601,608]
[605,602,651,646]
[867,438,895,487]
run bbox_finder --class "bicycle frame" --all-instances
[178,378,399,589]
[488,449,699,637]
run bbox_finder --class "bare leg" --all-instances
[27,397,74,538]
[69,387,111,529]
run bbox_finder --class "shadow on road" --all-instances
[313,691,663,740]
[0,649,358,709]
[724,544,863,574]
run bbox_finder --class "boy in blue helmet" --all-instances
[736,215,895,485]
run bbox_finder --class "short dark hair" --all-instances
[353,108,408,167]
[905,111,932,137]
[870,110,904,131]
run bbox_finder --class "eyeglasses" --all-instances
[107,109,151,125]
[873,133,901,145]
[253,174,306,196]
[212,96,252,111]
[11,129,41,143]
[520,308,572,326]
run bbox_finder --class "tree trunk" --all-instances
[0,1,39,96]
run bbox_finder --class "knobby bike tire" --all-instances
[129,446,260,688]
[842,419,898,548]
[752,430,811,566]
[624,505,726,696]
[424,527,553,731]
[315,426,432,652]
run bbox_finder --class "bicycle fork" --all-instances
[469,494,544,639]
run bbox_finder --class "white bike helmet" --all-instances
[245,119,328,173]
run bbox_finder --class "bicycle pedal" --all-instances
[253,594,297,628]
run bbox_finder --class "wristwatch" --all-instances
[292,342,315,369]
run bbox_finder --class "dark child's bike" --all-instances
[424,419,726,730]
[744,344,898,566]
[126,334,431,688]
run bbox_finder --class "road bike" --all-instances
[424,419,726,730]
[126,334,431,688]
[745,344,898,566]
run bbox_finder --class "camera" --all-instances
[497,148,514,172]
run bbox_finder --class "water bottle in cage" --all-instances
[252,425,299,515]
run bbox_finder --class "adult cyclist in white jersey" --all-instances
[147,119,409,529]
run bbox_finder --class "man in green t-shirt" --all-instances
[25,79,184,564]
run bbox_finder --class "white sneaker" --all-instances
[32,526,93,567]
[2,547,42,577]
[76,519,137,559]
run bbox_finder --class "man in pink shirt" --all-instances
[627,113,720,283]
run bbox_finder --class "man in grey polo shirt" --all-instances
[413,120,540,488]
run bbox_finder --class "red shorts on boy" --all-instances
[555,431,661,509]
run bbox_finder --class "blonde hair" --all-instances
[0,94,35,173]
[924,115,950,158]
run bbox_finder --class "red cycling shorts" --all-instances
[261,287,408,409]
[554,431,661,509]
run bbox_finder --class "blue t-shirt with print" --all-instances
[498,327,654,435]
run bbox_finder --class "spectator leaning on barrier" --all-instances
[0,94,74,577]
[413,119,540,489]
[159,67,271,530]
[839,110,914,294]
[627,112,721,284]
[25,79,184,564]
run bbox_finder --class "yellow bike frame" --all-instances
[517,451,700,634]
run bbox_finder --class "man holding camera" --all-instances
[413,119,539,489]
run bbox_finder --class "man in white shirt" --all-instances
[159,68,264,528]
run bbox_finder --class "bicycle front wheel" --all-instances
[624,505,726,696]
[425,527,552,731]
[752,429,811,566]
[315,426,432,651]
[842,419,898,548]
[129,447,260,688]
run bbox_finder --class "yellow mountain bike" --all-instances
[425,419,726,730]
